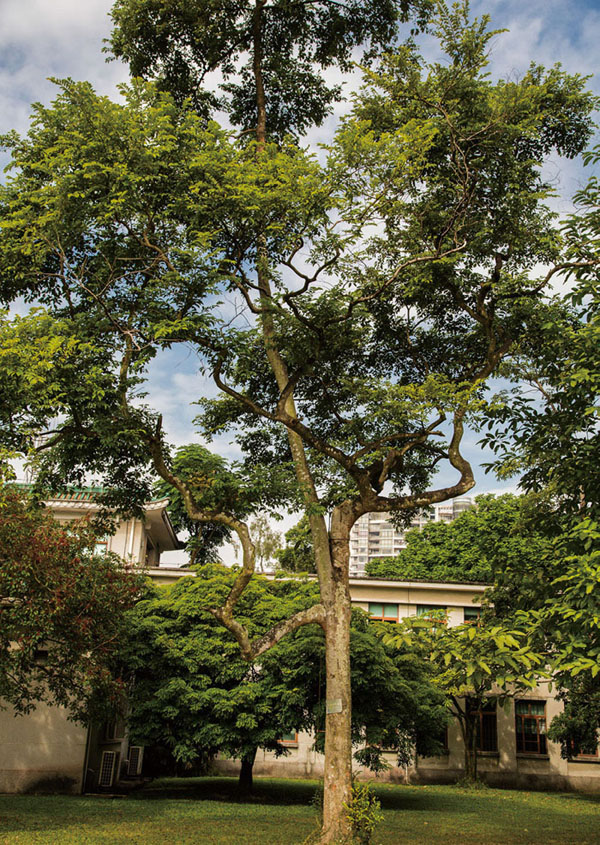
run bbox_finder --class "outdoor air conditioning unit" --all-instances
[98,751,120,788]
[127,746,144,777]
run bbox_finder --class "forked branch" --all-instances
[211,602,326,661]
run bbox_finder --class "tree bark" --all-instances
[239,747,257,793]
[317,504,355,844]
[460,716,478,782]
[321,582,353,842]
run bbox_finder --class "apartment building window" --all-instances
[467,699,498,752]
[279,731,299,746]
[515,700,547,754]
[368,603,399,622]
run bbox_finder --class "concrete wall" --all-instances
[350,578,486,624]
[52,512,142,564]
[0,702,87,794]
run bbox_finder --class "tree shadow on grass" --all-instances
[371,782,600,814]
[545,791,600,806]
[131,776,320,806]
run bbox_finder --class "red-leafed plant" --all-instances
[0,487,145,722]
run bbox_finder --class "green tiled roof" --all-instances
[10,482,167,505]
[49,488,104,502]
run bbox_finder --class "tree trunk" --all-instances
[461,717,478,782]
[321,586,353,842]
[319,510,354,844]
[239,748,257,793]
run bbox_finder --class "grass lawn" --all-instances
[0,777,599,844]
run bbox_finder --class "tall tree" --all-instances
[0,4,598,839]
[275,516,316,573]
[249,514,282,572]
[384,614,544,782]
[480,150,600,754]
[482,145,600,520]
[154,445,234,565]
[107,0,434,135]
[123,568,321,792]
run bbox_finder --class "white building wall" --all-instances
[0,701,87,794]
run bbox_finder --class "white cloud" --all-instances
[0,0,127,169]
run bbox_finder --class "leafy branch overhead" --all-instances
[0,5,596,651]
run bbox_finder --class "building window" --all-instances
[568,739,599,759]
[468,699,498,752]
[94,536,109,556]
[463,607,481,624]
[515,700,547,754]
[368,602,399,622]
[279,731,299,746]
[416,605,447,621]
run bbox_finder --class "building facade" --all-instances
[2,496,600,795]
[349,498,473,577]
[219,576,600,792]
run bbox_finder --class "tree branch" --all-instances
[211,602,326,661]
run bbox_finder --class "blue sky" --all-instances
[1,0,598,558]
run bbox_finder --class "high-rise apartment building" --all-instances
[349,497,473,577]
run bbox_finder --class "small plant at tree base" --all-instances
[343,781,384,845]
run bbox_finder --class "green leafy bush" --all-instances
[344,782,384,845]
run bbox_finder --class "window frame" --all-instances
[416,604,447,623]
[467,698,498,753]
[515,699,547,755]
[94,536,109,556]
[368,602,399,622]
[463,606,481,624]
[568,738,600,761]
